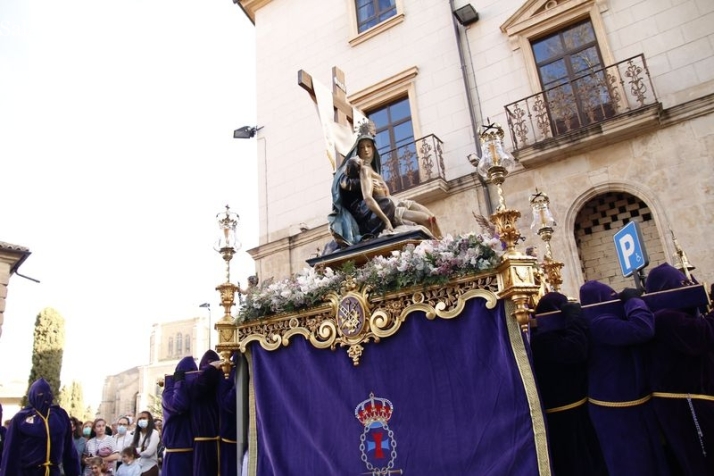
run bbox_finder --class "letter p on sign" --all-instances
[613,221,649,277]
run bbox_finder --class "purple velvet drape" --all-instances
[249,299,546,475]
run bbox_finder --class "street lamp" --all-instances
[199,302,212,350]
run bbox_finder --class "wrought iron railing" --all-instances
[505,54,658,150]
[379,134,446,195]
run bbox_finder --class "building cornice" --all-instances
[237,0,272,23]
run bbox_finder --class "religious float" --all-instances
[209,118,568,475]
[205,71,710,475]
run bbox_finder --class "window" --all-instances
[531,20,614,134]
[185,334,191,353]
[356,0,396,33]
[347,0,404,46]
[176,333,183,355]
[368,97,417,194]
[168,337,173,357]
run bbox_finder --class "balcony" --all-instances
[379,133,448,202]
[505,54,661,166]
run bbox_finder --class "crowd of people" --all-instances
[532,263,714,476]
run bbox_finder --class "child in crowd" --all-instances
[115,447,142,476]
[87,457,108,475]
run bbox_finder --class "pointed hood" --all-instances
[646,263,687,293]
[175,356,197,373]
[535,292,568,313]
[199,350,220,370]
[580,280,617,306]
[28,378,53,416]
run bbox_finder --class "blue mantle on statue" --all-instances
[246,298,549,475]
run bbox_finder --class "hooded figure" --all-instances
[0,403,6,467]
[327,133,396,247]
[188,350,221,476]
[0,378,81,476]
[219,353,243,476]
[531,293,607,476]
[579,281,670,476]
[645,263,714,475]
[162,356,197,476]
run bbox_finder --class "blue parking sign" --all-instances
[613,221,649,277]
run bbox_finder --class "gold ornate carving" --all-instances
[230,273,500,365]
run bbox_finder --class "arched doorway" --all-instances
[574,191,665,291]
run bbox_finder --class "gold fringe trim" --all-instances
[247,348,258,476]
[545,397,588,414]
[588,394,652,407]
[504,300,551,476]
[164,448,193,453]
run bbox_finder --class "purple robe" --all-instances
[646,263,714,474]
[532,293,607,476]
[162,356,197,476]
[580,280,670,476]
[0,379,81,476]
[188,350,221,476]
[0,403,7,468]
[218,363,238,476]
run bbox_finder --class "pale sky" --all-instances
[0,0,258,409]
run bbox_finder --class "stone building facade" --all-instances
[238,0,714,298]
[97,316,210,423]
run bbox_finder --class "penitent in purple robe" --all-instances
[580,281,670,476]
[646,263,714,475]
[218,360,238,476]
[531,292,607,476]
[0,378,81,476]
[189,350,221,476]
[162,356,197,476]
[0,403,7,468]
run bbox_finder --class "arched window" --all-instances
[185,334,191,353]
[168,337,174,357]
[176,333,183,355]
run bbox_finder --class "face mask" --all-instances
[117,425,127,435]
[137,419,148,429]
[83,428,91,437]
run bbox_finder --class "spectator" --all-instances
[70,417,87,461]
[83,418,119,475]
[131,411,159,476]
[87,456,109,475]
[115,446,141,476]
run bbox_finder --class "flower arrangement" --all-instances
[238,232,504,322]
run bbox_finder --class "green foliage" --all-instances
[22,307,66,407]
[147,391,163,419]
[59,381,86,419]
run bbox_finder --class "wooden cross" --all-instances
[298,66,356,168]
[298,66,354,125]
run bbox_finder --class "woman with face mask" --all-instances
[131,411,159,476]
[113,416,133,470]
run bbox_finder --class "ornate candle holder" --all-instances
[213,205,241,377]
[529,190,564,292]
[473,122,539,332]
